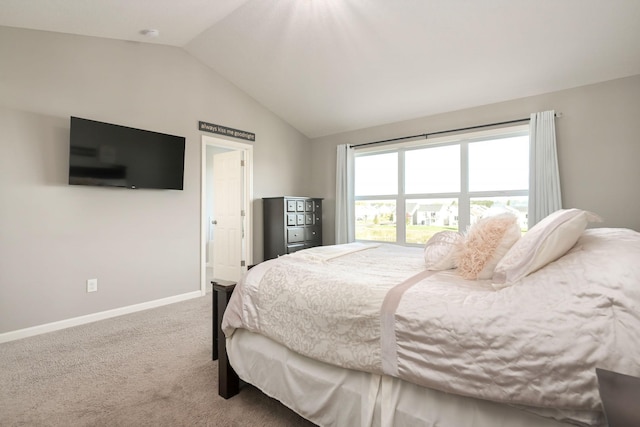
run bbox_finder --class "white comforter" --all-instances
[222,229,640,424]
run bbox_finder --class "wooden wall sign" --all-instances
[199,121,255,142]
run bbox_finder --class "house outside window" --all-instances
[354,126,529,245]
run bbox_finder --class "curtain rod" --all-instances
[350,113,560,149]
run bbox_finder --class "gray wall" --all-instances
[0,27,311,334]
[311,75,640,245]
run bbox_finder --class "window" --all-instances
[354,126,529,245]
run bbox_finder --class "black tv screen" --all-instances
[69,117,185,190]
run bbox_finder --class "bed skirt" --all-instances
[227,329,574,427]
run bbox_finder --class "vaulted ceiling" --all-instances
[2,0,639,138]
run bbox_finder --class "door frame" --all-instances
[200,134,253,295]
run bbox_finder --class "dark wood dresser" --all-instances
[263,196,322,260]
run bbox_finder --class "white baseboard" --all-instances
[0,290,204,344]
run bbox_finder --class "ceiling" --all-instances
[2,0,639,139]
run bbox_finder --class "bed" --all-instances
[218,209,640,426]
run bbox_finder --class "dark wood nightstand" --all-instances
[597,368,640,427]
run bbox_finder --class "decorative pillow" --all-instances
[456,213,521,280]
[492,208,602,286]
[424,231,463,270]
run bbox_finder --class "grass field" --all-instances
[355,223,458,244]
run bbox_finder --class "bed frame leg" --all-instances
[212,280,240,399]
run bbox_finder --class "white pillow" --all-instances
[456,213,521,280]
[424,231,463,270]
[492,208,602,285]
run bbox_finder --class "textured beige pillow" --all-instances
[492,208,602,286]
[456,213,521,280]
[424,231,463,270]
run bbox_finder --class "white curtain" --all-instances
[528,110,562,228]
[335,144,355,244]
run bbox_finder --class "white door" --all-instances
[212,150,244,281]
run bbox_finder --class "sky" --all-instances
[355,135,529,196]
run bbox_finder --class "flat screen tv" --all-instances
[69,117,185,190]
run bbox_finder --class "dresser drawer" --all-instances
[287,214,296,226]
[305,213,314,225]
[305,226,321,242]
[305,200,314,212]
[287,227,304,243]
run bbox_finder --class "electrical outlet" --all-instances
[87,278,98,293]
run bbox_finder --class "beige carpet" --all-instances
[0,294,316,427]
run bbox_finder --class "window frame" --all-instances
[354,125,529,245]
